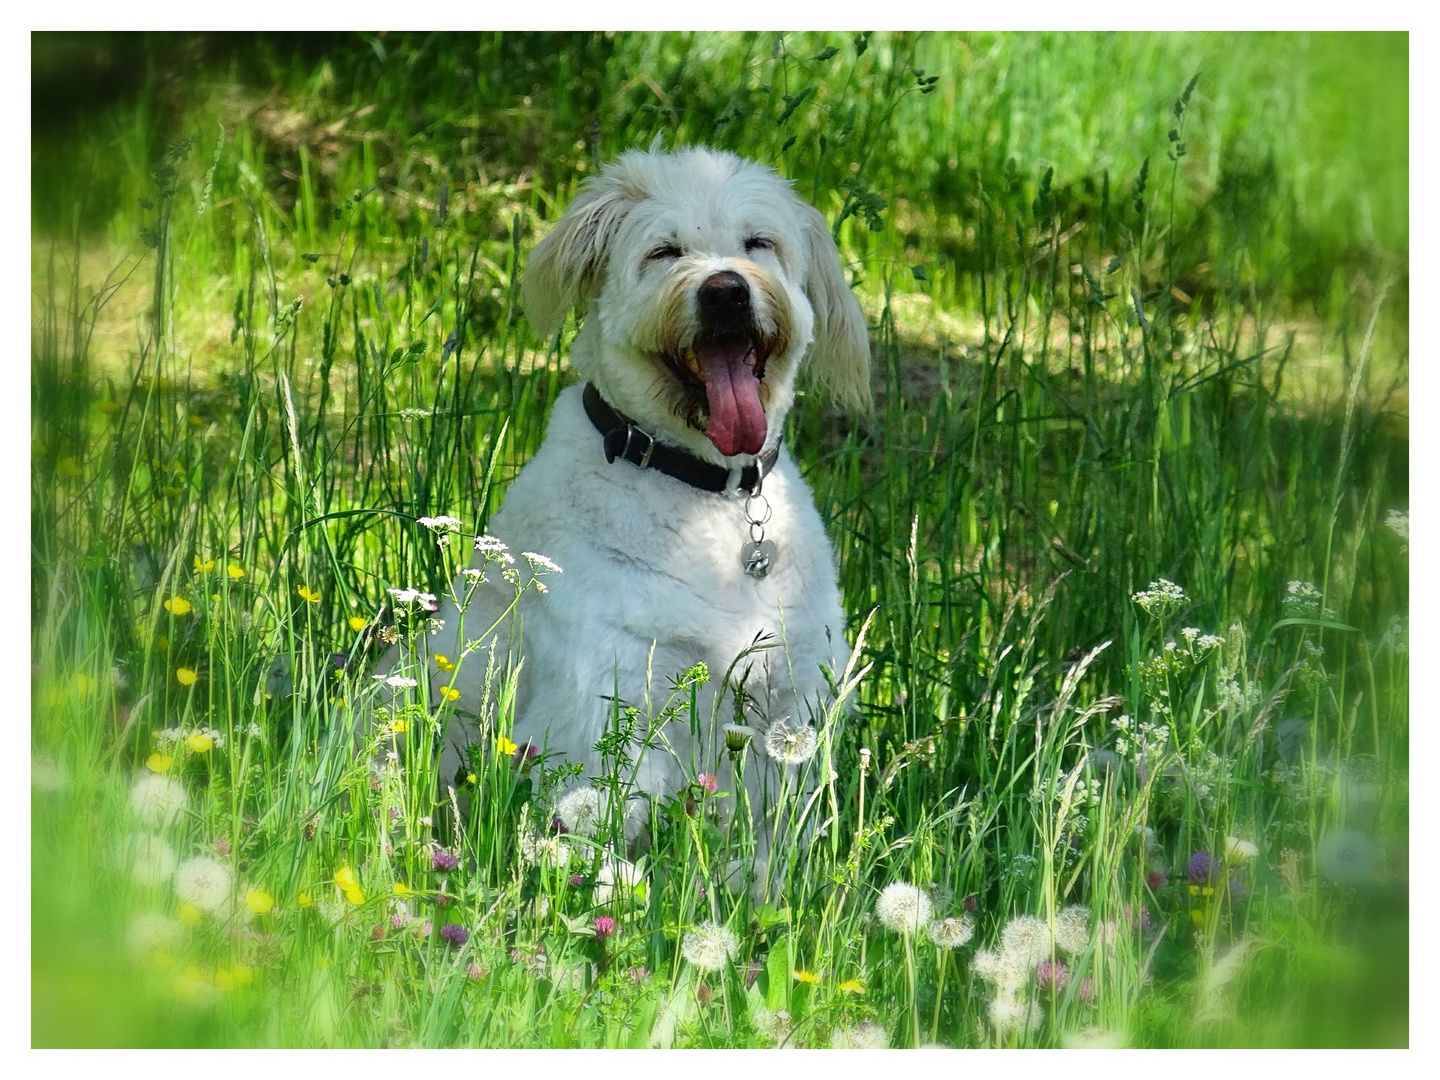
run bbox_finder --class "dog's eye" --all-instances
[646,243,683,262]
[743,236,775,254]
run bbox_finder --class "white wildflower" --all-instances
[831,1020,889,1048]
[1196,634,1225,651]
[1383,509,1408,545]
[927,914,975,949]
[174,855,233,913]
[875,881,933,935]
[1062,1027,1126,1049]
[1053,905,1091,956]
[460,568,485,581]
[388,588,438,612]
[1181,627,1200,643]
[763,720,817,766]
[680,920,739,971]
[1283,579,1326,617]
[417,515,463,532]
[246,721,264,739]
[522,551,562,574]
[474,535,514,563]
[123,833,177,886]
[555,786,602,837]
[1131,578,1188,617]
[130,773,188,826]
[377,674,418,690]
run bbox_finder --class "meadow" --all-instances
[31,31,1408,1048]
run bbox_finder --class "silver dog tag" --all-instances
[741,539,778,579]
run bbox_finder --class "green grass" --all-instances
[32,32,1407,1048]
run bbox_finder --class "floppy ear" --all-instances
[522,175,637,339]
[799,202,872,411]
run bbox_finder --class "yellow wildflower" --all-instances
[186,733,213,753]
[839,979,866,995]
[316,956,330,970]
[226,564,245,580]
[334,866,357,891]
[178,903,202,927]
[433,654,455,672]
[466,773,477,785]
[95,399,122,415]
[231,963,253,984]
[390,718,408,734]
[297,585,321,603]
[146,752,175,773]
[792,969,821,984]
[393,882,413,898]
[343,885,365,906]
[193,556,216,574]
[74,673,97,695]
[497,736,517,756]
[161,486,183,498]
[164,596,193,616]
[57,457,81,478]
[440,687,460,703]
[297,891,313,909]
[246,890,276,915]
[176,667,198,686]
[348,615,368,632]
[214,968,236,992]
[1190,909,1206,927]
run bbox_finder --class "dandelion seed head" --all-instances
[831,1020,889,1049]
[1053,904,1091,955]
[174,856,233,914]
[1316,828,1382,885]
[1000,914,1053,967]
[927,914,975,950]
[126,913,181,959]
[555,786,602,838]
[875,881,932,935]
[123,833,177,886]
[763,720,817,766]
[130,773,189,826]
[680,920,738,971]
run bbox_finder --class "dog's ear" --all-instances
[798,202,872,411]
[523,175,638,339]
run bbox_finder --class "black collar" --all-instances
[582,382,779,496]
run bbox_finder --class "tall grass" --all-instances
[32,32,1407,1048]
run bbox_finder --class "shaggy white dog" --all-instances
[384,146,869,859]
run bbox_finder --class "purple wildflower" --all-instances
[963,894,978,914]
[440,923,469,947]
[1078,976,1096,1004]
[568,874,584,888]
[743,962,762,990]
[432,850,459,872]
[513,742,541,767]
[628,965,650,984]
[1228,873,1251,899]
[1187,850,1218,884]
[1146,870,1167,890]
[593,916,615,942]
[1036,959,1070,993]
[697,772,718,794]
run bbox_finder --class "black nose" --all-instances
[698,271,750,318]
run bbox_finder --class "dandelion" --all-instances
[124,834,177,886]
[595,855,643,905]
[1062,1026,1123,1048]
[1316,829,1381,885]
[130,773,188,825]
[176,667,198,686]
[555,786,603,837]
[126,914,181,960]
[927,914,975,949]
[163,597,192,616]
[875,881,933,934]
[1000,915,1053,967]
[440,923,469,947]
[763,720,818,766]
[839,978,866,994]
[724,723,755,753]
[1053,905,1091,955]
[680,920,739,971]
[246,889,275,915]
[185,733,213,754]
[348,615,368,632]
[178,902,203,926]
[1225,836,1259,863]
[986,996,1026,1036]
[432,850,460,873]
[1131,578,1188,617]
[226,564,245,580]
[831,1020,889,1049]
[174,856,233,914]
[792,969,820,984]
[297,891,313,908]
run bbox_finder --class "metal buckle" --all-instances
[621,424,654,470]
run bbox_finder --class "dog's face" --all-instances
[523,147,870,461]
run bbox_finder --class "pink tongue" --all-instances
[698,343,766,456]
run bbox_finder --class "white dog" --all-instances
[387,146,869,860]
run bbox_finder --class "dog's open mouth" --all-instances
[664,335,772,457]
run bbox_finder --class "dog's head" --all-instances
[523,147,870,462]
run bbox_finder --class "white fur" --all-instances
[383,147,868,848]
